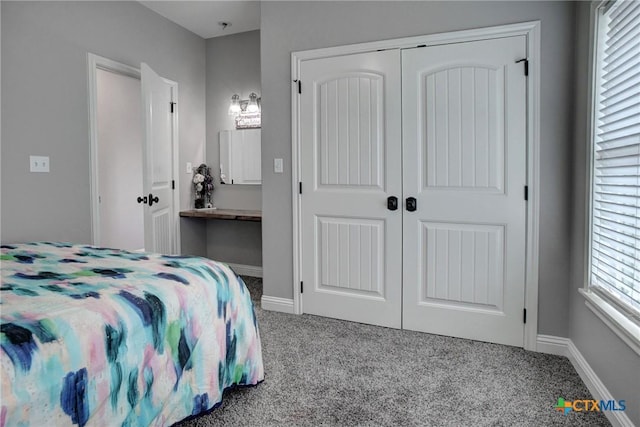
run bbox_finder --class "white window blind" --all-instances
[591,0,640,315]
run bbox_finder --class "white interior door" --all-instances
[299,50,403,328]
[141,63,175,254]
[401,36,528,346]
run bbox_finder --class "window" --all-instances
[583,0,640,353]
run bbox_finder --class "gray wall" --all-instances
[569,3,639,424]
[205,30,262,266]
[1,1,206,246]
[261,1,575,337]
[206,30,261,210]
[206,220,262,266]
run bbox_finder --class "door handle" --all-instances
[148,194,159,207]
[406,197,417,212]
[137,196,148,204]
[387,196,398,211]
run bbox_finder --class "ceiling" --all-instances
[139,1,260,39]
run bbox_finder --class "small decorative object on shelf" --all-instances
[193,163,214,209]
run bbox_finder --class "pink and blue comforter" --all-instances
[0,242,264,426]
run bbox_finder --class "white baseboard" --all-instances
[536,334,570,356]
[226,263,262,278]
[261,295,294,314]
[536,335,634,427]
[566,340,634,427]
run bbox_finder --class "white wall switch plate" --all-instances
[274,158,283,173]
[30,155,50,173]
[186,162,192,174]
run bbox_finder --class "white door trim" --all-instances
[87,54,180,253]
[291,21,541,350]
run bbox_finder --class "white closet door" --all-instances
[141,63,175,254]
[299,50,403,328]
[401,36,528,346]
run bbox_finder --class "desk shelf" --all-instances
[179,208,261,222]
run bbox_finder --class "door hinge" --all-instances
[170,102,176,113]
[171,180,175,190]
[299,182,302,194]
[523,308,527,324]
[294,79,301,94]
[524,185,529,201]
[516,58,529,76]
[300,281,304,293]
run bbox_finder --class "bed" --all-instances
[0,242,264,426]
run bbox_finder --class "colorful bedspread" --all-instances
[0,242,264,426]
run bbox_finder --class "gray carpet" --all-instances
[179,277,610,426]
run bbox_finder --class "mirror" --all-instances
[219,129,261,185]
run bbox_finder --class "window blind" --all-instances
[591,0,640,314]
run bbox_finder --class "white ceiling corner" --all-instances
[139,1,260,39]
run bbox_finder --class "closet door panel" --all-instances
[402,36,528,347]
[299,49,403,328]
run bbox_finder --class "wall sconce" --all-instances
[246,92,260,113]
[228,92,261,129]
[228,93,261,116]
[228,94,241,115]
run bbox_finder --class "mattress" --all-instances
[0,242,264,426]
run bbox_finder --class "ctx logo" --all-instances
[555,398,626,414]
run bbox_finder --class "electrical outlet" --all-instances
[274,158,283,173]
[30,156,50,173]
[186,162,192,174]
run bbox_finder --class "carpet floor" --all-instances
[178,277,610,426]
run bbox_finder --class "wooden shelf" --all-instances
[179,208,262,222]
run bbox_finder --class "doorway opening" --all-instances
[95,68,144,250]
[88,54,180,253]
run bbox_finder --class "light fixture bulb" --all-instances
[247,92,259,113]
[228,94,241,115]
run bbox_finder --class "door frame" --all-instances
[87,53,181,253]
[291,21,541,351]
